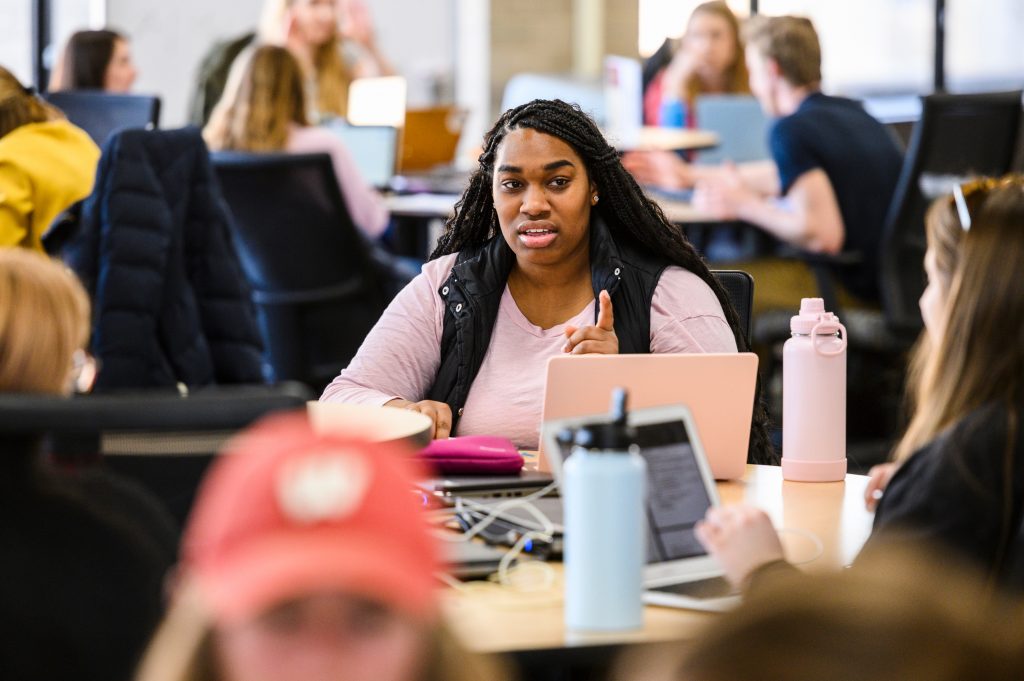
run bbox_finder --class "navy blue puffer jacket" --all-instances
[63,127,263,391]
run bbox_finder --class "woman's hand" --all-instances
[692,162,755,220]
[563,290,618,355]
[385,398,452,439]
[339,0,376,49]
[662,45,698,96]
[864,462,898,511]
[695,505,785,589]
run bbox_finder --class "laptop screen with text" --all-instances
[548,412,714,564]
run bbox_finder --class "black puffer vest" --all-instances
[426,217,671,434]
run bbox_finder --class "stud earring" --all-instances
[593,194,599,204]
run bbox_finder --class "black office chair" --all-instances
[212,152,391,393]
[43,91,161,146]
[758,91,1023,453]
[761,90,1022,337]
[875,90,1022,336]
[713,269,753,347]
[0,382,312,527]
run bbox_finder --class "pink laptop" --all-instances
[540,353,758,480]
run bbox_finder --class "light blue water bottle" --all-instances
[562,388,646,631]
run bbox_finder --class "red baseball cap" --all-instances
[183,412,440,625]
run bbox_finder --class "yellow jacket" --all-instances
[0,120,100,252]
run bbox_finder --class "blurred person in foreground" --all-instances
[612,543,1024,681]
[0,248,175,681]
[135,413,513,681]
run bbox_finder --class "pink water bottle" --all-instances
[782,298,847,482]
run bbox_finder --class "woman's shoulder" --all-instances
[419,252,459,289]
[654,266,727,318]
[0,120,97,156]
[938,401,1020,455]
[285,124,344,153]
[898,401,1023,483]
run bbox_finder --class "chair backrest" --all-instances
[211,152,389,391]
[43,91,161,146]
[0,383,312,526]
[879,90,1023,332]
[713,269,753,347]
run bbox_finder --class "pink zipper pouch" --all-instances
[419,436,525,475]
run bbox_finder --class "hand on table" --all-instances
[622,150,695,191]
[386,398,452,439]
[864,462,898,511]
[695,504,785,589]
[692,161,758,220]
[563,290,618,355]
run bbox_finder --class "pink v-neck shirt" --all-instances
[321,253,737,448]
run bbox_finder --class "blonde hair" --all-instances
[897,178,1024,458]
[893,178,1024,580]
[257,0,350,119]
[613,543,1024,681]
[895,178,1024,462]
[743,15,822,88]
[0,249,90,394]
[203,45,309,152]
[0,65,64,140]
[683,1,751,101]
[135,576,516,681]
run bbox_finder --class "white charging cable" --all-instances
[434,480,562,593]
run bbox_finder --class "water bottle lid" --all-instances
[791,297,841,334]
[573,422,634,451]
[573,387,634,451]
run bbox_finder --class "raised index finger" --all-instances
[597,290,614,331]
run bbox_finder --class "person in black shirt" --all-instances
[694,176,1024,590]
[625,16,903,310]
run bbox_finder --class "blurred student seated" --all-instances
[695,178,1024,592]
[204,44,389,239]
[642,1,750,128]
[190,0,394,126]
[0,249,177,681]
[0,66,99,252]
[613,544,1024,681]
[48,29,138,93]
[625,16,903,312]
[134,413,513,681]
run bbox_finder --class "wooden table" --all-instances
[443,464,873,654]
[632,126,719,152]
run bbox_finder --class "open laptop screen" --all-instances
[546,406,717,565]
[323,121,398,189]
[636,421,713,562]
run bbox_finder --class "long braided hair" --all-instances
[432,99,775,463]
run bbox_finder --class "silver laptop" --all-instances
[549,405,738,610]
[465,404,739,611]
[323,121,398,190]
[693,94,771,165]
